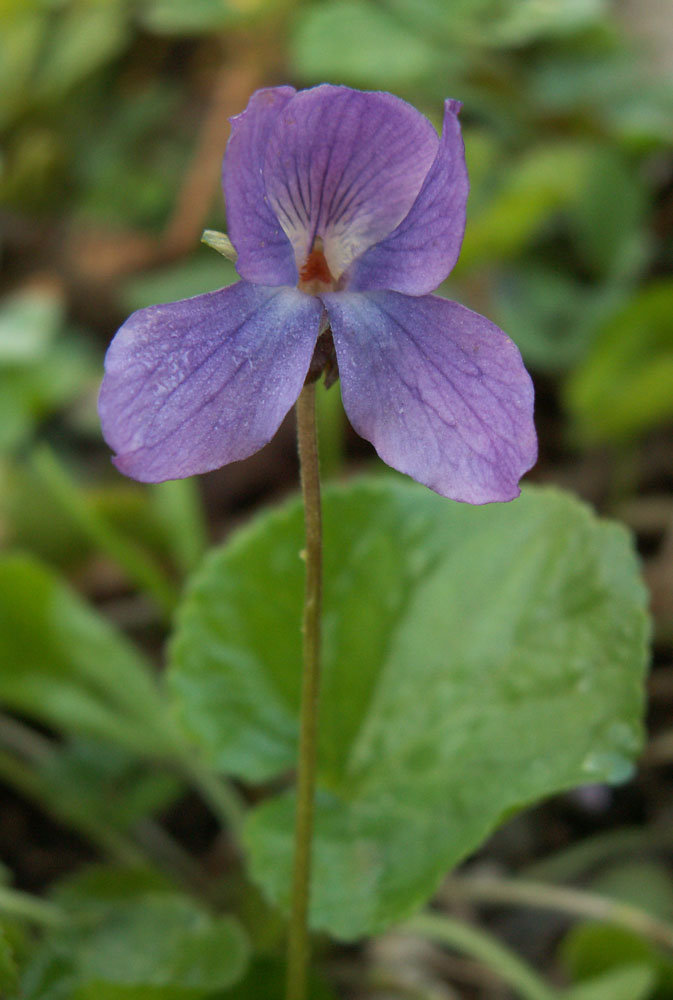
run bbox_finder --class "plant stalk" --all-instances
[445,874,673,952]
[405,912,559,1000]
[0,886,66,927]
[286,383,323,1000]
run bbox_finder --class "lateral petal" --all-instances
[223,86,299,286]
[349,100,468,296]
[322,290,537,504]
[99,281,322,483]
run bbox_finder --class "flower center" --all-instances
[298,237,335,295]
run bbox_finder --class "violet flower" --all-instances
[99,84,536,503]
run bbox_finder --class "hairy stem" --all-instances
[286,383,323,1000]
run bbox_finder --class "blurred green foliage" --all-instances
[0,286,98,453]
[566,281,673,444]
[17,870,250,1000]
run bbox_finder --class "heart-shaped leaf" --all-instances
[170,480,649,938]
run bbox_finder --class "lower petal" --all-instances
[322,291,537,504]
[99,281,322,483]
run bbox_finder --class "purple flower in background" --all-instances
[99,84,536,503]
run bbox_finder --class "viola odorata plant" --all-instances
[99,85,647,1000]
[98,82,544,1000]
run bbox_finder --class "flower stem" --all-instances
[286,383,323,1000]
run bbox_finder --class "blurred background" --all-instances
[1,0,673,995]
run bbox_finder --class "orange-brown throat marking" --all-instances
[298,238,335,295]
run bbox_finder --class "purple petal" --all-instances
[349,100,469,296]
[262,85,439,282]
[223,86,299,286]
[99,281,322,483]
[322,290,537,504]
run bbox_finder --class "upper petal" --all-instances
[348,100,469,296]
[99,281,322,483]
[322,290,536,504]
[223,86,299,286]
[262,85,439,281]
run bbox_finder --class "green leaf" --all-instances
[590,861,673,920]
[0,555,177,755]
[335,0,604,52]
[121,253,237,313]
[70,81,185,229]
[560,863,673,997]
[0,350,96,454]
[0,287,63,365]
[139,0,274,34]
[528,47,673,147]
[563,964,655,1000]
[482,0,606,46]
[19,892,249,1000]
[76,896,248,999]
[0,926,18,994]
[561,923,673,996]
[457,143,589,269]
[565,281,673,444]
[1,470,136,572]
[150,480,208,577]
[0,10,45,128]
[493,265,594,373]
[19,942,77,1000]
[29,447,179,618]
[0,377,33,453]
[50,866,176,928]
[0,288,98,454]
[570,147,648,279]
[41,740,182,832]
[225,956,337,999]
[291,0,443,88]
[33,4,130,100]
[170,480,649,939]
